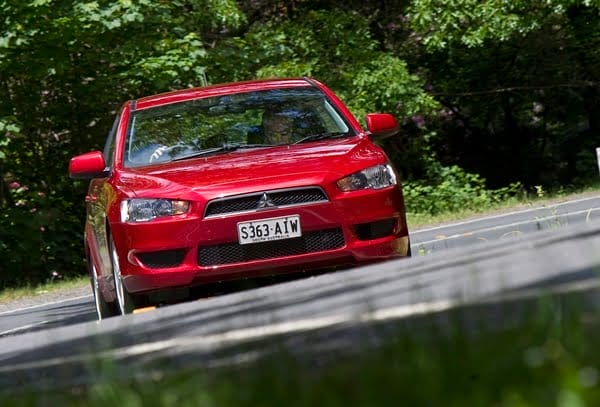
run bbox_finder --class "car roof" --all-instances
[134,77,319,111]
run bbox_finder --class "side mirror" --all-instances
[69,151,109,179]
[365,113,400,139]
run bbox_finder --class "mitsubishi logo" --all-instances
[257,192,276,209]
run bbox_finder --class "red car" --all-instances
[69,77,410,319]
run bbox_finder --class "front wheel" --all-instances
[109,235,137,315]
[90,262,117,320]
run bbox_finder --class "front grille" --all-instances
[137,249,186,269]
[204,187,328,217]
[198,228,345,266]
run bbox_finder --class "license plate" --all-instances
[237,215,301,245]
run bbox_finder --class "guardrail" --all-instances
[1,218,600,389]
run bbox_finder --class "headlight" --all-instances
[336,164,398,192]
[120,199,190,222]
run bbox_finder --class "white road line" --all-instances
[0,294,92,316]
[413,195,600,234]
[413,208,600,246]
[0,320,50,337]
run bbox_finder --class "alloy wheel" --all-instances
[109,236,135,315]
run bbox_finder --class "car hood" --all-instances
[117,137,386,199]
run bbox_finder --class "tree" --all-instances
[0,0,245,286]
[407,0,600,186]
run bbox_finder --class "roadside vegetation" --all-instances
[1,1,600,290]
[406,181,600,228]
[0,276,88,304]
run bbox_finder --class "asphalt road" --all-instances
[410,194,600,253]
[1,195,599,387]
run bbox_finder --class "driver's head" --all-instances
[262,110,295,144]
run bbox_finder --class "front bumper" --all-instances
[110,186,410,294]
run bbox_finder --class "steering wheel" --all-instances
[149,145,174,163]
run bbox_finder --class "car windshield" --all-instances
[124,86,353,167]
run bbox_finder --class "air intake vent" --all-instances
[354,218,396,240]
[137,249,186,269]
[198,228,345,266]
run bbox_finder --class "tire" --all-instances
[90,262,117,320]
[109,235,137,315]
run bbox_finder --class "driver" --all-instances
[262,110,295,144]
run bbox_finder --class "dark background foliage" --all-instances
[1,0,599,287]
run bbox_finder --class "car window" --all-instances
[124,87,353,167]
[103,111,121,170]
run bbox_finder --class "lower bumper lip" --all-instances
[123,234,410,294]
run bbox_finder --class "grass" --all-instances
[0,275,88,304]
[406,182,600,229]
[3,293,599,406]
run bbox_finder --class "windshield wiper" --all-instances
[293,132,348,144]
[171,143,273,161]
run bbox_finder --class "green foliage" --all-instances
[211,9,378,84]
[349,54,439,118]
[405,0,600,187]
[408,0,584,49]
[209,10,436,118]
[0,117,18,161]
[0,1,245,288]
[403,159,523,216]
[129,33,208,89]
[0,181,84,287]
